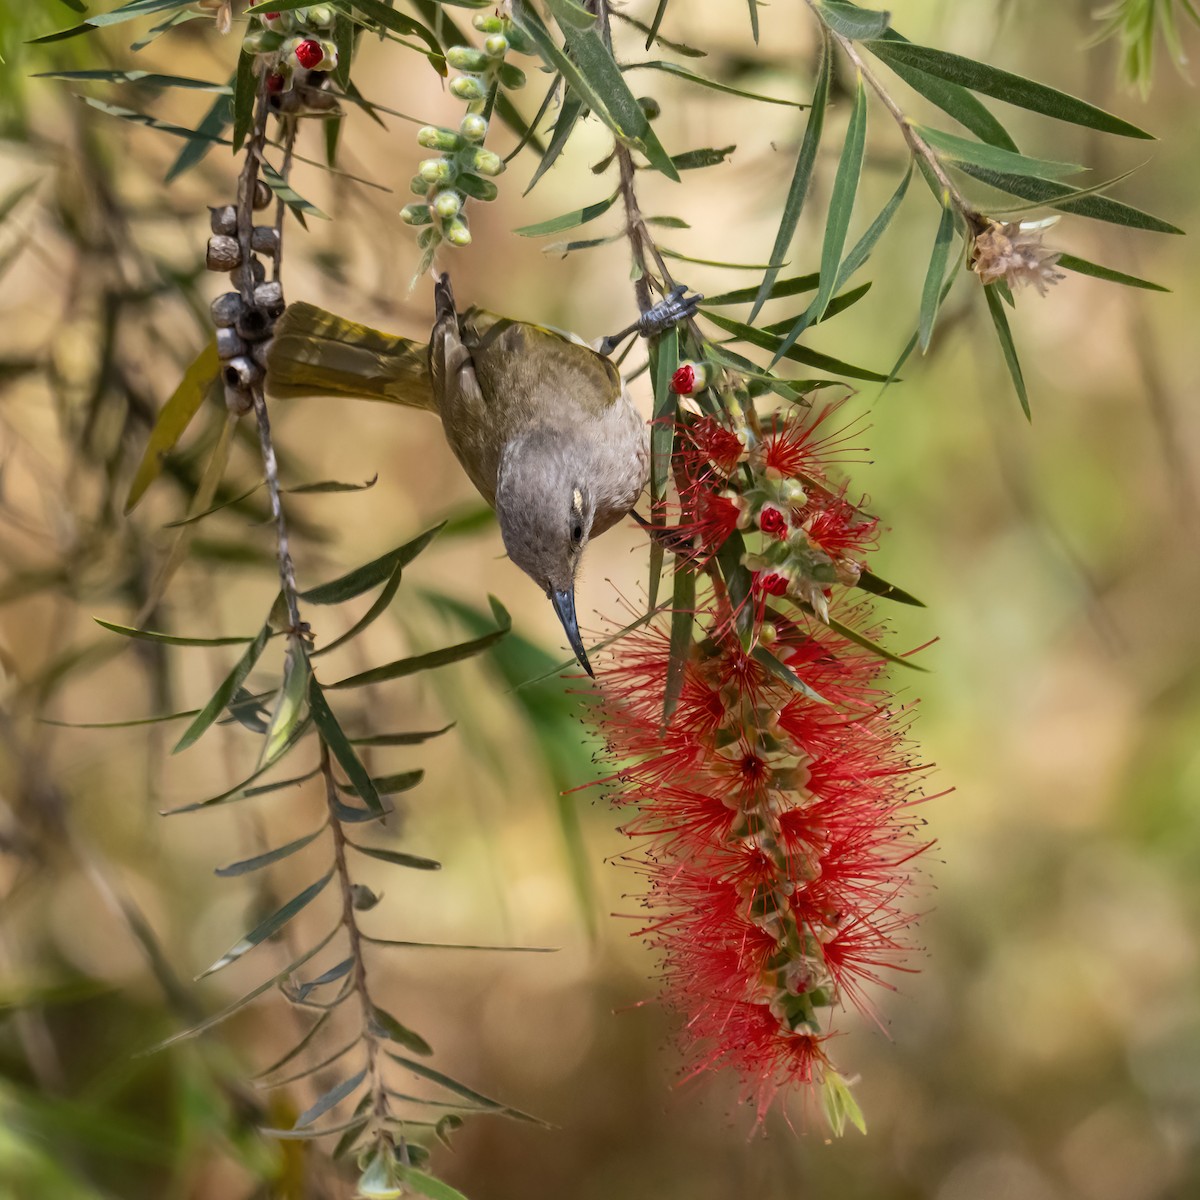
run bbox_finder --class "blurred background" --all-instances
[1,0,1199,1197]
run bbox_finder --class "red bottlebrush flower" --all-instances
[680,416,745,478]
[758,403,860,481]
[758,504,788,537]
[800,491,878,561]
[671,364,696,395]
[753,570,790,597]
[294,38,323,69]
[589,556,930,1127]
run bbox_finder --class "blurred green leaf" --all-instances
[328,598,511,688]
[302,523,445,604]
[370,1006,433,1056]
[293,961,355,1004]
[626,60,806,106]
[385,1052,545,1123]
[93,617,257,647]
[215,828,326,877]
[34,69,231,91]
[648,324,679,609]
[125,339,220,513]
[818,1,891,39]
[751,645,830,705]
[918,202,956,352]
[311,564,402,658]
[295,1068,367,1129]
[826,614,930,669]
[173,622,273,754]
[706,273,820,305]
[349,842,441,870]
[514,191,618,236]
[32,0,193,42]
[231,49,256,153]
[288,475,379,494]
[645,0,670,49]
[982,281,1030,419]
[397,1166,471,1200]
[864,37,1154,138]
[748,31,830,322]
[670,145,736,170]
[662,567,696,725]
[261,645,310,766]
[198,871,334,979]
[165,83,233,181]
[261,158,329,221]
[856,569,925,606]
[350,724,455,747]
[344,769,425,798]
[524,91,583,195]
[308,677,384,815]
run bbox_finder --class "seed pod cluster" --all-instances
[205,189,282,415]
[242,6,341,117]
[400,11,531,267]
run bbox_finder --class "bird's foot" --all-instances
[637,284,702,338]
[598,285,703,356]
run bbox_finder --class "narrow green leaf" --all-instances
[165,83,233,182]
[32,0,190,42]
[626,60,806,106]
[344,770,425,798]
[261,646,310,767]
[701,310,891,382]
[523,92,583,195]
[544,0,597,30]
[659,248,782,270]
[982,282,1030,419]
[748,32,831,322]
[817,1,890,39]
[514,191,618,236]
[287,475,378,494]
[260,159,329,221]
[953,161,1181,233]
[163,480,265,528]
[648,324,679,609]
[173,623,273,754]
[294,1068,367,1129]
[365,936,555,952]
[386,1052,545,1124]
[231,50,257,154]
[751,645,831,705]
[868,31,1016,151]
[370,1007,433,1056]
[198,872,334,979]
[915,124,1083,181]
[1056,252,1168,292]
[132,7,204,51]
[349,843,441,871]
[215,828,326,877]
[93,617,256,648]
[705,273,820,306]
[311,564,402,659]
[301,523,444,605]
[307,678,383,815]
[855,569,924,606]
[811,73,867,326]
[125,339,220,513]
[670,145,736,171]
[293,960,354,1003]
[826,615,928,670]
[397,1167,471,1200]
[662,567,696,726]
[149,929,339,1050]
[747,0,760,41]
[328,598,511,689]
[350,724,455,747]
[918,202,956,352]
[645,0,670,49]
[342,0,446,72]
[260,1117,370,1140]
[614,9,706,56]
[34,69,231,92]
[863,38,1153,139]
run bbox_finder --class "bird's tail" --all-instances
[266,301,435,409]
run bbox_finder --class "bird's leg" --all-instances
[598,284,703,356]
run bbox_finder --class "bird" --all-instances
[266,274,698,676]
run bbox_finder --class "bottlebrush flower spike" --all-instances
[589,402,932,1132]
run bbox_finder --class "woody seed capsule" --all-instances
[215,327,246,360]
[235,307,272,342]
[254,281,285,317]
[206,235,242,271]
[230,258,266,290]
[224,383,254,416]
[250,338,273,370]
[209,205,237,235]
[210,291,244,327]
[253,180,272,210]
[250,225,280,254]
[223,356,262,390]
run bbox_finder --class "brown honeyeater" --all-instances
[266,274,697,675]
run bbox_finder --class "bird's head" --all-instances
[495,427,597,677]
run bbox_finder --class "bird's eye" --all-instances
[571,524,584,544]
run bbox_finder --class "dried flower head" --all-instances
[970,217,1066,296]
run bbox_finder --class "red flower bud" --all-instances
[758,505,787,537]
[266,72,286,93]
[753,571,790,597]
[671,364,695,395]
[294,38,323,69]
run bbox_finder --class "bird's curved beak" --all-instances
[551,588,593,678]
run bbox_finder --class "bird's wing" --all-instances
[462,307,622,418]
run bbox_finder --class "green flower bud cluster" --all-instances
[400,12,532,267]
[242,7,339,101]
